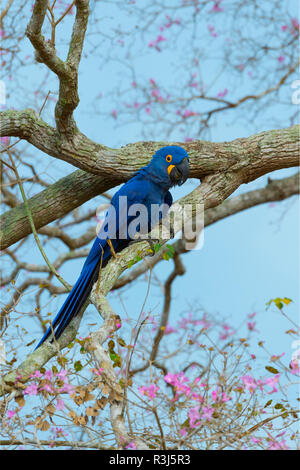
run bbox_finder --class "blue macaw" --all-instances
[35,146,189,349]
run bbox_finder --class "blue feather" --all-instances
[35,146,189,349]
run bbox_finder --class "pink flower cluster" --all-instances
[7,369,74,419]
[217,88,228,98]
[209,1,223,13]
[138,383,159,400]
[0,136,10,146]
[188,405,214,428]
[289,359,300,376]
[178,312,211,331]
[211,388,231,403]
[24,369,74,400]
[207,24,218,38]
[241,374,280,395]
[159,15,181,32]
[219,322,234,340]
[164,372,192,398]
[148,35,167,52]
[176,108,198,119]
[281,17,299,36]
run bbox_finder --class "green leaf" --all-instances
[109,351,118,361]
[154,243,161,253]
[266,297,293,311]
[264,399,273,408]
[74,360,83,372]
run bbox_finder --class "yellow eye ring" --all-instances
[166,154,172,163]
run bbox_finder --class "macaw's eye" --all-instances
[166,154,172,163]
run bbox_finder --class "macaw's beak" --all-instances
[168,157,190,186]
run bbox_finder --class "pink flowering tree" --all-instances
[0,0,299,450]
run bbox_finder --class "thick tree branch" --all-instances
[26,0,89,134]
[114,171,300,290]
[1,123,299,249]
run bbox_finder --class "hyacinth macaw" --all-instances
[35,146,189,349]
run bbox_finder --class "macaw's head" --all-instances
[148,145,190,188]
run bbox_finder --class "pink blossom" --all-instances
[291,17,300,33]
[219,322,234,340]
[151,88,163,101]
[270,352,284,361]
[264,374,279,394]
[58,382,74,394]
[56,369,68,380]
[212,388,231,403]
[51,426,68,439]
[164,324,178,334]
[0,136,10,146]
[126,441,137,450]
[148,35,167,51]
[201,406,214,421]
[111,109,117,119]
[236,63,245,72]
[145,106,151,114]
[29,370,43,379]
[217,88,229,98]
[163,372,191,398]
[241,375,257,394]
[164,372,175,384]
[278,55,285,63]
[44,370,52,380]
[209,1,223,13]
[268,438,289,450]
[157,35,166,43]
[281,25,288,32]
[183,109,196,118]
[91,367,104,376]
[207,24,218,37]
[248,312,257,319]
[56,398,65,411]
[188,406,201,428]
[289,359,300,376]
[41,382,54,393]
[24,383,39,396]
[7,409,17,419]
[247,321,257,331]
[138,384,159,400]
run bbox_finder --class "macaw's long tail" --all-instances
[34,238,119,350]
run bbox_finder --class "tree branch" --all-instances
[1,124,299,249]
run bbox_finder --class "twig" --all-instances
[7,151,70,291]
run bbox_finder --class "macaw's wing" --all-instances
[111,177,153,240]
[85,178,152,266]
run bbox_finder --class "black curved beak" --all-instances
[169,157,190,186]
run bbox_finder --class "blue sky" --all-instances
[1,0,299,384]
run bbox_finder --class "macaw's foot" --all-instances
[107,238,118,259]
